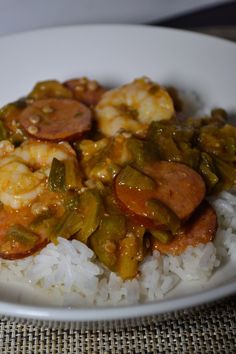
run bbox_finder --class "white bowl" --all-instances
[0,25,236,327]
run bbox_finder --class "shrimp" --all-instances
[95,77,175,136]
[0,141,77,209]
[13,141,75,170]
[0,140,14,157]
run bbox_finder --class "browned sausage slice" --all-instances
[64,78,106,107]
[0,236,48,260]
[152,202,217,255]
[115,162,206,228]
[19,98,92,141]
[143,161,206,220]
[0,208,48,260]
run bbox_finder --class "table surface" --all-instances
[2,0,232,36]
[0,25,236,353]
[0,297,235,353]
[0,297,236,354]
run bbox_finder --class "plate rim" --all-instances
[0,281,235,322]
[1,22,236,48]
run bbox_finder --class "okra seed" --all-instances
[75,85,83,92]
[31,202,48,216]
[42,106,54,114]
[26,98,34,105]
[79,77,88,85]
[27,125,39,134]
[142,76,151,83]
[104,240,116,253]
[29,115,40,124]
[88,81,98,91]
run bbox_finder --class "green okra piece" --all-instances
[117,165,156,190]
[146,199,180,234]
[6,224,38,247]
[150,229,172,244]
[48,158,66,192]
[55,210,82,240]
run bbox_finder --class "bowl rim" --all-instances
[0,281,235,322]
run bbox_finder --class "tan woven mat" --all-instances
[0,296,235,353]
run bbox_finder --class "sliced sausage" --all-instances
[143,161,206,220]
[115,185,157,228]
[152,202,217,255]
[19,98,92,141]
[0,208,48,260]
[115,161,206,228]
[64,78,106,107]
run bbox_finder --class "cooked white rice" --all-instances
[0,189,235,307]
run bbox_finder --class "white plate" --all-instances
[0,25,236,324]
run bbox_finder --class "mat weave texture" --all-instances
[0,296,235,353]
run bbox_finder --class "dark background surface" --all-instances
[150,0,236,28]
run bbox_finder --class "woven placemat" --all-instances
[0,296,235,353]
